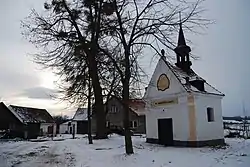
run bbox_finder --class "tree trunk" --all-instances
[87,75,93,144]
[87,106,93,143]
[123,49,134,154]
[87,50,107,139]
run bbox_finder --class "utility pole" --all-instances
[242,101,248,138]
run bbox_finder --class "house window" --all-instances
[106,121,110,127]
[207,107,215,122]
[130,120,138,128]
[110,105,118,113]
[130,121,133,128]
[133,121,138,128]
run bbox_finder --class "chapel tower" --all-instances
[174,23,192,74]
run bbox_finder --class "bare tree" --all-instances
[21,0,119,139]
[22,0,210,154]
[97,0,211,154]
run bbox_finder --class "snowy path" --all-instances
[0,135,249,167]
[0,138,75,167]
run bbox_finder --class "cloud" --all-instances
[3,96,76,117]
[0,70,40,97]
[18,86,58,100]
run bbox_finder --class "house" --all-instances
[59,120,77,134]
[6,104,56,139]
[105,96,146,134]
[72,108,89,134]
[143,23,225,147]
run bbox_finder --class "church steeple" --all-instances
[177,23,186,46]
[174,14,192,73]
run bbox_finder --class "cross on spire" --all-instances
[177,12,187,46]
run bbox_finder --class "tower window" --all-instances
[207,107,215,122]
[110,105,118,113]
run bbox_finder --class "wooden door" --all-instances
[158,118,174,146]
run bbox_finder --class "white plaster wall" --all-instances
[59,124,68,134]
[145,59,185,100]
[146,95,190,141]
[194,94,224,141]
[59,121,77,134]
[40,123,56,136]
[40,123,52,133]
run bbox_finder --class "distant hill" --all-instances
[223,116,250,121]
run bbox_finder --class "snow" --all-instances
[8,105,54,123]
[224,120,243,124]
[73,108,88,121]
[165,60,224,96]
[8,106,24,124]
[0,135,249,167]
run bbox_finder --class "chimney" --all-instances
[189,77,205,92]
[185,77,191,89]
[161,49,166,60]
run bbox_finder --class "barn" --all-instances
[0,102,24,138]
[72,108,89,134]
[0,103,55,139]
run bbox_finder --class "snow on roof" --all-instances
[129,99,146,116]
[8,105,54,123]
[223,120,242,124]
[0,102,24,124]
[73,108,89,121]
[164,60,224,96]
[108,96,146,116]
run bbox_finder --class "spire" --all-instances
[177,23,186,46]
[174,12,192,73]
[177,12,186,46]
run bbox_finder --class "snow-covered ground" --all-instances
[0,134,249,167]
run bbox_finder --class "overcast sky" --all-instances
[0,0,249,117]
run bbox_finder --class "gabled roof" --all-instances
[0,102,23,124]
[108,96,146,116]
[72,108,89,121]
[128,99,146,116]
[162,58,224,96]
[8,105,54,123]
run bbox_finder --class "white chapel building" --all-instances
[143,24,225,147]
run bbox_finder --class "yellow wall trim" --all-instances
[188,95,197,141]
[151,98,178,107]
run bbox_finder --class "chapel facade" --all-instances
[143,23,225,147]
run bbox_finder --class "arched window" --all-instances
[207,107,215,122]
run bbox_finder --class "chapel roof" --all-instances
[162,58,225,96]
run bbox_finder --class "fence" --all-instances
[224,120,250,138]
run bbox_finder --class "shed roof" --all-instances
[72,108,89,121]
[8,105,54,123]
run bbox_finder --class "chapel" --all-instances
[143,23,225,147]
